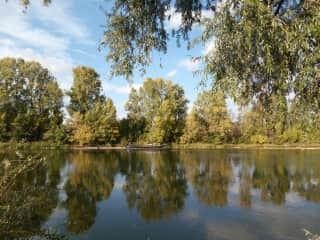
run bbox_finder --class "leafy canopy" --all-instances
[0,57,63,141]
[125,78,188,143]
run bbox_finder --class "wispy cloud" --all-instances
[178,58,200,71]
[103,82,142,95]
[0,38,74,90]
[0,0,92,91]
[167,69,177,78]
[165,8,182,29]
[30,0,91,43]
[0,4,68,53]
[202,39,216,56]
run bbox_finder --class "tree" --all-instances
[239,94,288,143]
[125,78,188,143]
[102,0,320,144]
[68,66,119,146]
[71,99,119,146]
[0,57,63,141]
[67,66,105,116]
[182,90,232,143]
[200,0,320,109]
[180,109,200,144]
[100,0,318,80]
[123,88,146,142]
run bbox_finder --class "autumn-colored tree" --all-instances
[182,90,232,143]
[125,78,188,143]
[67,66,105,116]
[68,66,119,146]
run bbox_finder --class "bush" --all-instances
[279,127,303,144]
[250,135,268,144]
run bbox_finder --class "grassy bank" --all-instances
[0,141,70,151]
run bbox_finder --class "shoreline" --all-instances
[2,142,320,151]
[70,144,320,151]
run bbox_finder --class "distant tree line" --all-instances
[1,57,320,146]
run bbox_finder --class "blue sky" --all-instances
[0,0,238,119]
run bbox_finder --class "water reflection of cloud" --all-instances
[285,192,304,206]
[113,175,126,190]
[180,209,200,222]
[206,222,256,240]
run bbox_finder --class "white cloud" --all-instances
[202,39,216,56]
[0,0,92,91]
[167,69,177,78]
[178,58,200,71]
[165,8,182,29]
[0,4,69,53]
[187,102,193,114]
[166,8,214,30]
[0,38,73,90]
[103,82,142,95]
[226,97,239,121]
[30,0,91,42]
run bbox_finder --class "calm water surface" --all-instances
[3,149,320,239]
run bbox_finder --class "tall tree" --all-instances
[67,66,105,116]
[125,78,188,143]
[68,66,119,146]
[180,109,200,144]
[0,57,63,141]
[123,88,146,142]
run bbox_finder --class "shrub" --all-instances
[279,127,303,144]
[250,135,268,144]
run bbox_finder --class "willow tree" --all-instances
[199,0,320,126]
[102,0,320,138]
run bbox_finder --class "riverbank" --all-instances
[170,143,320,150]
[2,142,320,151]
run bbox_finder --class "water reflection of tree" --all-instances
[181,151,232,207]
[122,151,187,221]
[239,159,252,208]
[291,154,320,203]
[62,151,118,234]
[245,151,320,205]
[252,163,290,204]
